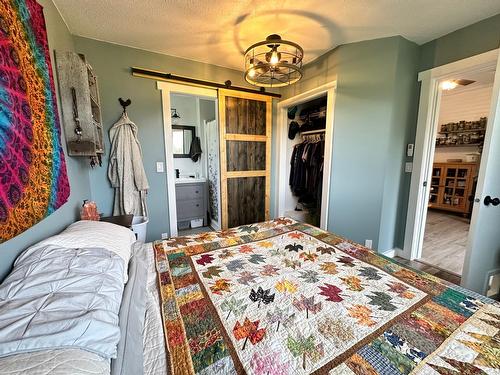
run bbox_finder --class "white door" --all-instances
[462,56,500,294]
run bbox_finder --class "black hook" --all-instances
[118,98,131,113]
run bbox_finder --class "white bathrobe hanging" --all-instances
[108,113,149,217]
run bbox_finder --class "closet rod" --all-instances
[301,129,326,135]
[131,67,281,98]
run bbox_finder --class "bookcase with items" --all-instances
[428,162,478,216]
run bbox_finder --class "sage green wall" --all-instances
[419,13,500,71]
[380,39,420,250]
[73,36,278,241]
[0,0,91,281]
[281,36,419,252]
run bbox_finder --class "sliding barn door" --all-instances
[219,89,272,229]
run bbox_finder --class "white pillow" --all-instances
[35,220,136,282]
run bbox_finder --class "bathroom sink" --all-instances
[175,177,206,184]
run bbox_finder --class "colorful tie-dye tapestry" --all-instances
[0,0,70,242]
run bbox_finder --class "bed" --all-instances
[0,221,166,375]
[153,217,500,374]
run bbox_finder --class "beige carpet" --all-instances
[420,210,469,275]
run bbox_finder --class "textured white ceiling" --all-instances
[53,0,500,71]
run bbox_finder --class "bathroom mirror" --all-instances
[172,125,195,158]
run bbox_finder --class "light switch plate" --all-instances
[156,162,164,173]
[405,162,413,173]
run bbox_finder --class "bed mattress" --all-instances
[143,243,168,375]
[0,349,109,375]
[0,242,166,375]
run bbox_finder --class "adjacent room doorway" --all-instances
[403,49,500,297]
[158,82,219,238]
[420,69,495,276]
[158,83,274,236]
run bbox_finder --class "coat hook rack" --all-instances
[118,97,131,113]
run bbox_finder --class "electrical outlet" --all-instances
[364,239,372,249]
[405,162,413,173]
[156,162,164,173]
[487,272,500,298]
[161,232,169,239]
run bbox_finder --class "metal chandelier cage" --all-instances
[244,34,304,88]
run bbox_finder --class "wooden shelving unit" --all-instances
[428,162,478,216]
[56,51,104,158]
[435,118,486,149]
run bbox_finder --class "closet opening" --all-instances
[286,96,327,226]
[276,82,336,230]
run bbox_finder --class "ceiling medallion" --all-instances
[244,34,304,88]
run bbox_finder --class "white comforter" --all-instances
[0,243,166,375]
[0,245,124,359]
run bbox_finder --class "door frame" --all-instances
[403,49,500,270]
[202,118,222,231]
[157,81,218,238]
[218,89,272,229]
[275,81,337,230]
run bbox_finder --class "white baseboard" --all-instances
[379,248,402,258]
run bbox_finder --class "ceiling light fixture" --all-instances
[244,34,304,88]
[440,79,476,91]
[441,80,458,90]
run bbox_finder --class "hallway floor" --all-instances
[178,226,213,236]
[420,209,469,275]
[394,257,461,285]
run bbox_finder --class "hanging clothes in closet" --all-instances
[289,133,325,225]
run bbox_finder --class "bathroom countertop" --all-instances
[175,177,207,184]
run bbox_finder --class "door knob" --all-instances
[484,196,500,206]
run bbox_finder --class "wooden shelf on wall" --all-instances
[435,143,482,148]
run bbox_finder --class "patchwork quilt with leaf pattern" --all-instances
[153,218,499,374]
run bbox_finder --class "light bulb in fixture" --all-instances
[247,58,256,77]
[441,80,458,90]
[270,50,279,65]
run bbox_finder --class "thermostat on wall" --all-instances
[407,144,414,157]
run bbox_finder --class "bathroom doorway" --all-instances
[158,82,220,237]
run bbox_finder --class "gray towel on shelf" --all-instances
[189,136,202,162]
